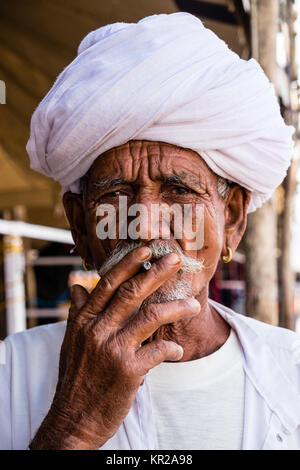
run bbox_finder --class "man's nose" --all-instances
[128,195,171,243]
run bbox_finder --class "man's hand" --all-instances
[29,246,200,450]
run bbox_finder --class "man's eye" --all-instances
[171,185,193,195]
[103,190,123,197]
[95,190,125,203]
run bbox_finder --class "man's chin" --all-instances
[140,278,193,309]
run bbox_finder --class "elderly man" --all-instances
[1,13,300,451]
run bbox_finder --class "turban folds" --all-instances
[26,12,294,212]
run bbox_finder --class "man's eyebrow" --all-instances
[164,172,204,190]
[90,173,203,192]
[91,176,127,192]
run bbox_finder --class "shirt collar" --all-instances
[209,299,300,434]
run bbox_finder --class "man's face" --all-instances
[74,140,233,303]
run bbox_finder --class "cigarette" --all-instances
[143,260,152,271]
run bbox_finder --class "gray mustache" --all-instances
[98,240,204,277]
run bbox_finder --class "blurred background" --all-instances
[0,0,300,339]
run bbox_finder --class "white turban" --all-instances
[26,12,294,212]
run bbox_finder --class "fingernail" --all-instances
[168,253,181,265]
[187,298,201,311]
[176,344,184,357]
[137,246,152,260]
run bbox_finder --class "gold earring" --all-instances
[82,258,91,271]
[221,246,232,263]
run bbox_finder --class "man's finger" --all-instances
[118,298,200,347]
[71,284,89,309]
[136,339,184,372]
[99,252,183,328]
[68,284,90,321]
[82,246,152,317]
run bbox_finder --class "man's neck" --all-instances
[162,290,231,362]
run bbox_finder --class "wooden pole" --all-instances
[278,0,299,329]
[244,0,279,325]
[3,234,26,334]
[0,230,6,340]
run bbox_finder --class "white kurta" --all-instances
[147,328,245,449]
[0,299,300,450]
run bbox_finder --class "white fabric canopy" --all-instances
[26,12,295,212]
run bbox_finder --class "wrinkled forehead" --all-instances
[83,140,216,186]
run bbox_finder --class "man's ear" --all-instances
[62,191,90,261]
[222,185,251,255]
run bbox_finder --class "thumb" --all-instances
[69,284,89,319]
